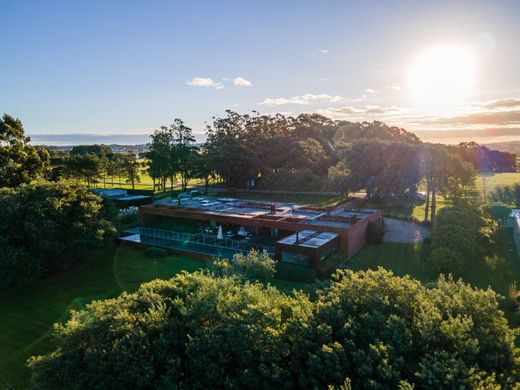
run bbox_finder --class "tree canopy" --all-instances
[0,181,117,288]
[28,267,520,389]
[0,114,49,187]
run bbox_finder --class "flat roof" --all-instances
[148,196,379,231]
[277,230,339,248]
[163,196,326,220]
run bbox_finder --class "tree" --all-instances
[28,268,520,389]
[63,153,102,187]
[0,181,117,288]
[0,114,49,187]
[170,119,197,190]
[429,205,486,275]
[121,152,141,190]
[145,126,174,192]
[328,161,352,197]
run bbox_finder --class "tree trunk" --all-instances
[431,187,437,225]
[424,182,430,222]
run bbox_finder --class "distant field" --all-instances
[476,172,520,195]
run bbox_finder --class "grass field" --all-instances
[0,246,205,389]
[477,172,520,196]
[345,231,520,328]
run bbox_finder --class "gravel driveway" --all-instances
[383,218,431,243]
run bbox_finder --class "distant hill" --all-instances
[483,141,520,156]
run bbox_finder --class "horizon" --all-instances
[2,0,520,144]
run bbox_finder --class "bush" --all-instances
[212,250,276,281]
[144,247,168,258]
[366,220,384,244]
[118,207,139,229]
[275,262,317,283]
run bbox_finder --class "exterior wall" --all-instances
[345,213,382,258]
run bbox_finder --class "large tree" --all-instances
[0,181,117,288]
[0,114,49,187]
[28,268,519,389]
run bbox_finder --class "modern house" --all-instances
[121,196,382,270]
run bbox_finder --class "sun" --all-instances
[407,45,476,114]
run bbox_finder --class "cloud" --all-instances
[479,98,520,110]
[320,49,329,54]
[186,77,224,89]
[233,76,252,87]
[364,88,377,94]
[387,86,401,91]
[259,93,344,106]
[317,105,404,118]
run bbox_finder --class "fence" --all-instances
[138,227,271,255]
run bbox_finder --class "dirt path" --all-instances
[383,218,431,243]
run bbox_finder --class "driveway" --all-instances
[383,218,431,243]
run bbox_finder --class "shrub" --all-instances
[275,262,317,283]
[144,247,168,258]
[212,250,276,281]
[366,220,384,244]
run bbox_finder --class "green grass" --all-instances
[345,231,520,328]
[477,172,520,195]
[220,192,348,207]
[363,197,450,223]
[0,246,205,389]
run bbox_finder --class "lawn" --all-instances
[345,231,520,328]
[0,246,205,389]
[477,172,520,196]
[362,197,450,223]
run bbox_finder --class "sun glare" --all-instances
[407,45,476,114]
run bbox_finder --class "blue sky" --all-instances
[1,0,520,143]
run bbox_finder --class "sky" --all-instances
[1,0,520,144]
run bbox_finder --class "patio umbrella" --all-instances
[217,225,224,240]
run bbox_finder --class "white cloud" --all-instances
[364,88,377,94]
[387,85,401,91]
[186,77,224,89]
[233,76,252,86]
[320,49,329,54]
[259,93,344,106]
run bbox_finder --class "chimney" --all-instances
[270,204,276,215]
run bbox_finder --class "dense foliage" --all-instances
[430,205,487,275]
[489,184,520,208]
[0,181,117,288]
[28,268,520,389]
[0,114,49,187]
[454,141,517,173]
